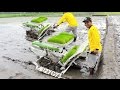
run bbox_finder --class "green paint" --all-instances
[38,24,50,35]
[32,41,59,52]
[23,22,39,29]
[60,45,79,64]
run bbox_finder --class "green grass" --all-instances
[1,12,120,18]
[73,12,120,16]
[0,12,63,18]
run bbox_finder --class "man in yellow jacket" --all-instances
[54,12,78,42]
[83,17,102,55]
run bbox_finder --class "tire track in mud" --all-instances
[8,73,31,79]
[2,56,56,79]
[2,56,58,79]
[2,56,35,71]
[2,56,41,79]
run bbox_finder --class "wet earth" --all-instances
[0,16,116,79]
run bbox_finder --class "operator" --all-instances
[53,12,78,42]
[83,17,102,55]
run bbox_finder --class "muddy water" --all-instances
[0,17,56,79]
[97,16,120,79]
[0,17,106,79]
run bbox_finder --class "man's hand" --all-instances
[91,49,99,55]
[53,24,59,29]
[94,49,99,54]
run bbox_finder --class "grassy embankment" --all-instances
[0,12,120,18]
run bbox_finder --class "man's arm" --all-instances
[57,14,66,26]
[53,14,66,29]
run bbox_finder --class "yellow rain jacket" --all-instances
[57,12,78,27]
[88,25,102,52]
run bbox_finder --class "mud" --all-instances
[2,56,33,66]
[97,16,120,79]
[26,30,38,41]
[36,57,61,73]
[0,16,111,79]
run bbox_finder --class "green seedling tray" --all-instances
[31,17,48,23]
[48,32,74,44]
